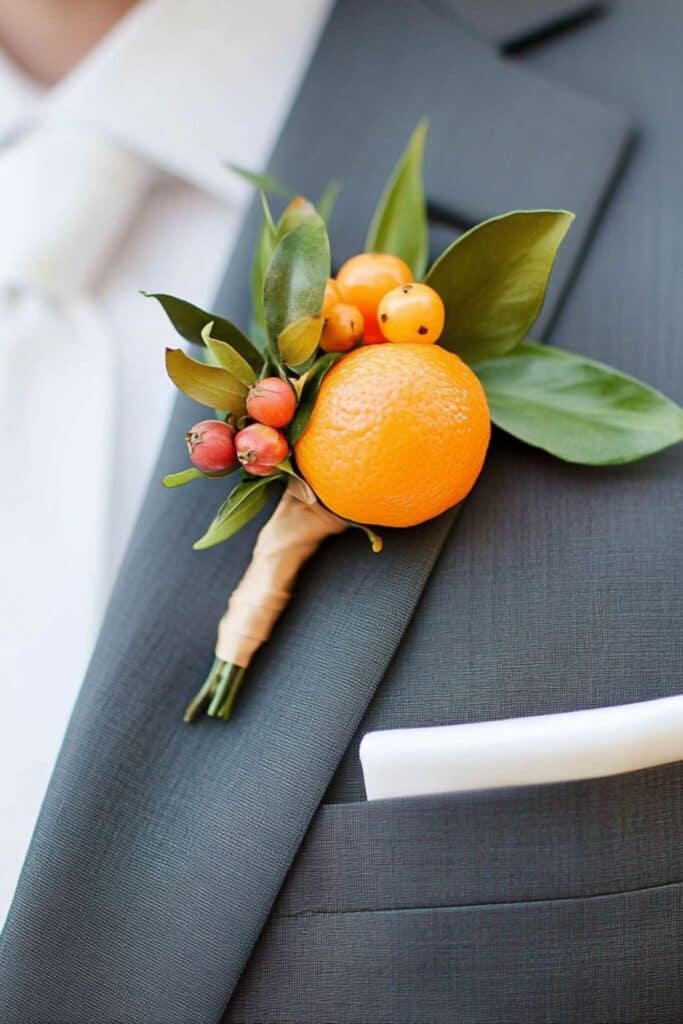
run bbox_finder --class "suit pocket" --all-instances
[225,764,683,1023]
[229,884,683,1024]
[277,758,683,916]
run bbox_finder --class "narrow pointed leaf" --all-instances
[193,477,279,549]
[317,180,342,224]
[162,468,205,488]
[165,348,247,416]
[278,315,324,367]
[250,192,277,348]
[426,210,574,364]
[201,322,257,386]
[226,163,292,197]
[365,120,429,278]
[289,352,341,445]
[264,218,330,342]
[475,341,683,465]
[144,292,262,370]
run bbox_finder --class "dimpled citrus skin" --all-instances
[295,344,491,527]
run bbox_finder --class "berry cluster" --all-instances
[182,253,445,479]
[185,377,296,477]
[321,252,445,352]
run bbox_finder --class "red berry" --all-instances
[235,423,289,476]
[246,377,298,428]
[185,420,236,474]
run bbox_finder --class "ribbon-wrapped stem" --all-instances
[184,478,347,722]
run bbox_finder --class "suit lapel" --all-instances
[0,3,632,1024]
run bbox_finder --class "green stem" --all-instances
[206,661,243,717]
[184,658,249,723]
[215,667,247,720]
[183,657,221,722]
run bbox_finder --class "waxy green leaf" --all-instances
[250,192,277,348]
[276,196,322,240]
[475,341,683,465]
[365,120,429,279]
[165,348,247,416]
[426,210,574,365]
[162,468,205,488]
[193,476,280,549]
[144,292,262,370]
[226,163,292,198]
[277,315,324,367]
[200,322,257,387]
[289,353,341,445]
[264,219,330,343]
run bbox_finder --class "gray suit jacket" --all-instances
[2,2,682,1022]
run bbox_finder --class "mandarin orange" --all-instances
[295,344,490,527]
[336,253,412,345]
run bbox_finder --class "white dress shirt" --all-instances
[0,0,332,925]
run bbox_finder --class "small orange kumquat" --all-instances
[336,253,412,344]
[320,303,365,353]
[378,282,445,344]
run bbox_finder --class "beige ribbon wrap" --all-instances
[215,478,348,667]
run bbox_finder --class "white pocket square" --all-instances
[360,693,683,800]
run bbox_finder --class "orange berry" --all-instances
[361,313,386,345]
[336,253,413,326]
[296,344,490,527]
[320,303,365,353]
[378,283,445,344]
[322,278,341,316]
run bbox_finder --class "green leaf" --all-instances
[250,192,277,348]
[276,196,322,240]
[144,292,262,370]
[365,120,429,279]
[289,353,341,445]
[264,219,330,342]
[162,468,205,488]
[193,477,279,549]
[165,348,248,416]
[226,163,292,198]
[200,322,257,386]
[317,180,342,224]
[474,341,683,465]
[277,315,324,367]
[425,210,574,364]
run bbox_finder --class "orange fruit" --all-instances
[320,303,364,353]
[336,253,412,333]
[295,344,490,527]
[322,278,341,316]
[378,283,445,344]
[361,313,387,345]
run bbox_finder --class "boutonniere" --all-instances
[146,121,683,723]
